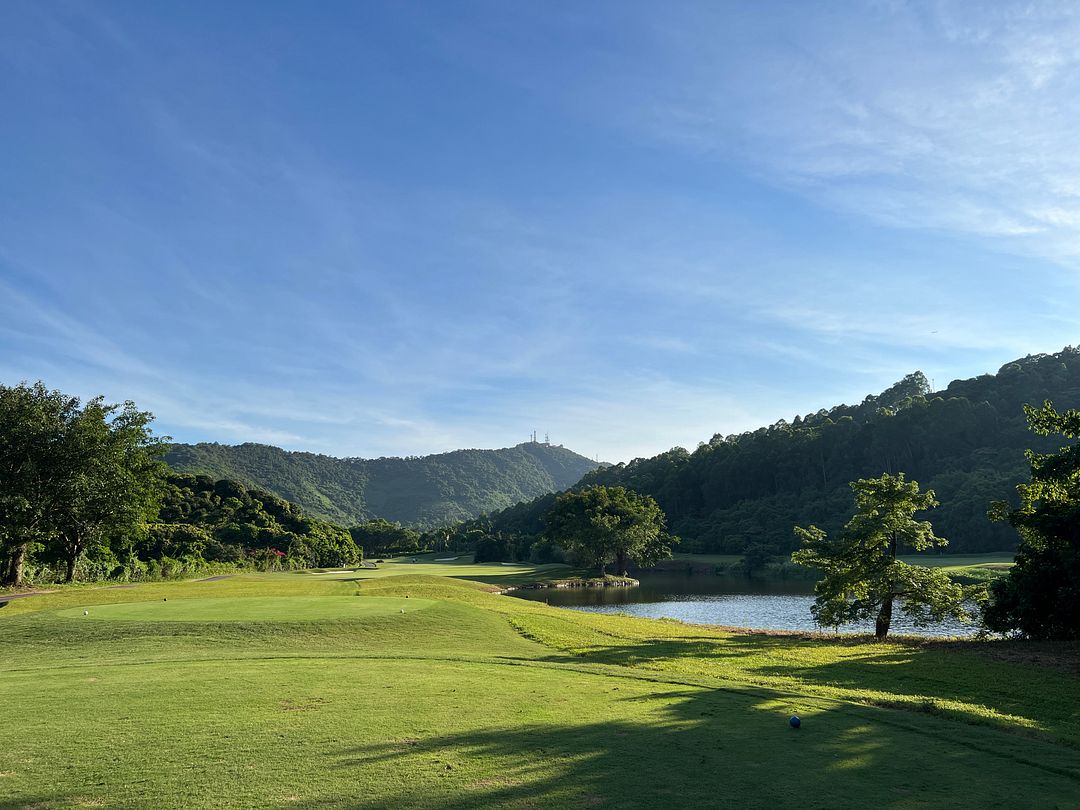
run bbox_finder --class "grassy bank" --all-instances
[898,552,1016,583]
[663,551,1015,583]
[1,567,1076,808]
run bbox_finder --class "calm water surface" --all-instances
[512,572,980,637]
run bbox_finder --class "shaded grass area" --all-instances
[5,657,1077,809]
[507,609,1080,750]
[1,573,1077,809]
[668,553,744,565]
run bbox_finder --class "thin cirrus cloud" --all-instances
[1,1,1078,463]
[626,2,1080,262]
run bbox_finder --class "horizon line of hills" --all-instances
[166,345,1080,554]
[164,439,602,528]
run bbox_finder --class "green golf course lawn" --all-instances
[56,595,436,622]
[1,570,1077,809]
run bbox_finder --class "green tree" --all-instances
[984,401,1080,639]
[149,473,360,571]
[544,485,676,576]
[50,399,167,582]
[739,543,774,578]
[0,383,83,586]
[348,519,419,556]
[0,383,168,585]
[792,473,972,640]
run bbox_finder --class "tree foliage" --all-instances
[348,518,420,557]
[792,474,973,640]
[0,382,81,586]
[50,399,167,582]
[544,485,676,575]
[983,401,1080,639]
[576,350,1080,554]
[1,379,363,585]
[152,474,361,571]
[0,382,167,586]
[164,440,601,528]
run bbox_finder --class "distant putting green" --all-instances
[303,554,574,585]
[56,595,436,622]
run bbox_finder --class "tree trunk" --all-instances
[63,533,83,584]
[615,549,627,577]
[598,561,607,577]
[2,543,28,587]
[875,531,899,640]
[875,596,893,640]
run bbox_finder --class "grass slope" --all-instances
[1,570,1077,809]
[58,596,436,622]
[665,552,1014,583]
[327,552,575,585]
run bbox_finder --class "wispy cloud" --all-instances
[623,2,1080,263]
[3,1,1078,464]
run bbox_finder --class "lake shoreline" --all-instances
[502,575,639,592]
[511,569,982,638]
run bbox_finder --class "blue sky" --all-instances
[2,1,1079,462]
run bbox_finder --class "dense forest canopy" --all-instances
[165,441,601,528]
[470,348,1080,557]
[984,401,1080,639]
[149,473,362,573]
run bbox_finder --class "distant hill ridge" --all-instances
[164,440,601,528]
[577,347,1080,554]
[474,346,1080,555]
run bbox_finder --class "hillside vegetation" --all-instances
[146,473,361,574]
[476,348,1080,556]
[165,440,600,528]
[588,349,1080,554]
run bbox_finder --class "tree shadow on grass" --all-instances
[521,632,1080,748]
[286,681,1080,810]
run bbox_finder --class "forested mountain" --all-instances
[164,441,601,528]
[475,348,1080,556]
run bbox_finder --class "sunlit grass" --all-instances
[1,571,1076,808]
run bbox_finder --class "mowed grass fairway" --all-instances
[2,571,1078,809]
[56,596,436,622]
[311,553,575,584]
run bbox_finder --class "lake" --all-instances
[511,571,981,637]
